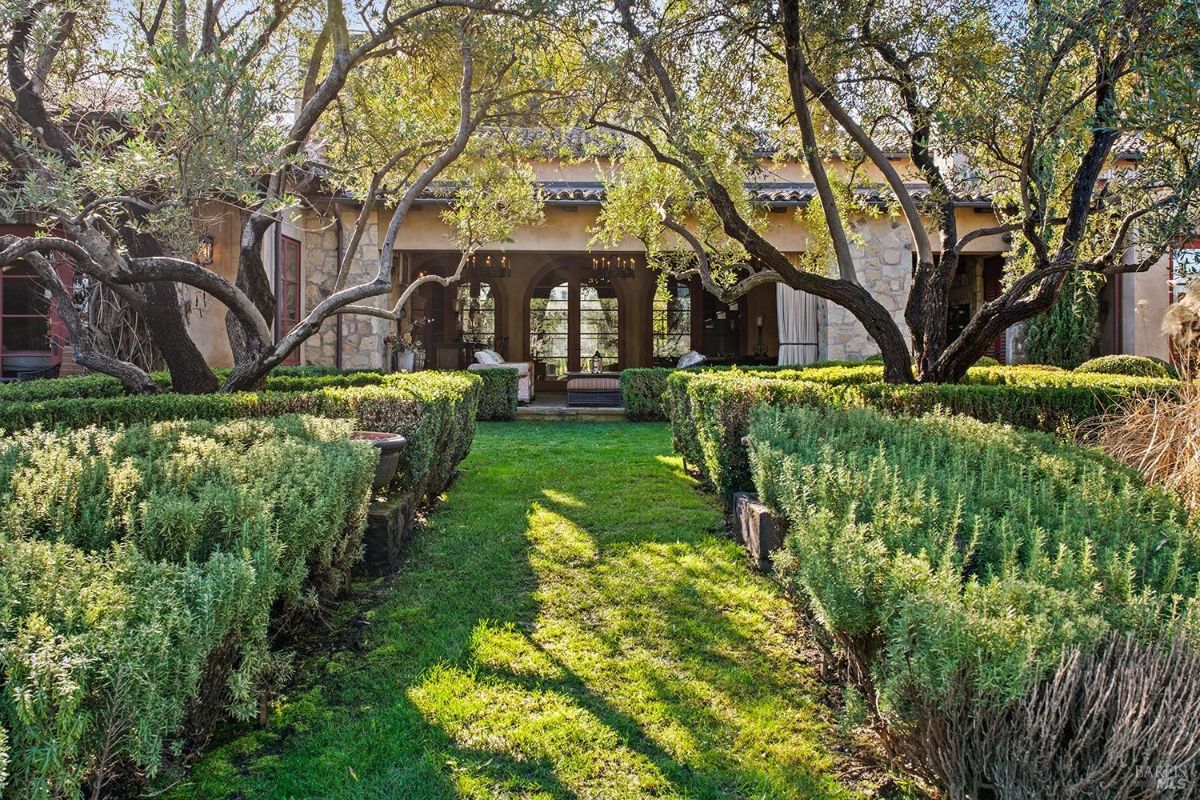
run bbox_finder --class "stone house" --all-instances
[0,148,1186,383]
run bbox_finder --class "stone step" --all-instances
[515,406,626,422]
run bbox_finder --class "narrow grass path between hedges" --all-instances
[175,422,857,800]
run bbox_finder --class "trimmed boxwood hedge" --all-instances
[1075,354,1177,378]
[472,367,519,421]
[0,371,482,503]
[620,368,673,421]
[0,416,377,797]
[0,365,517,422]
[622,362,884,421]
[665,366,1180,499]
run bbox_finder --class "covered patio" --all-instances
[398,249,819,391]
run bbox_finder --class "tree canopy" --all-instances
[1,0,571,391]
[1,0,1198,387]
[583,0,1200,382]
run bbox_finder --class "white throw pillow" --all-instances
[475,349,504,365]
[676,350,706,368]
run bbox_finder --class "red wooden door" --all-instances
[278,235,302,365]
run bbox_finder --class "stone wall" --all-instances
[303,208,392,369]
[821,217,914,360]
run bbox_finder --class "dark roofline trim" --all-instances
[325,180,998,211]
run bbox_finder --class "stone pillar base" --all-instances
[733,492,787,572]
[361,494,415,575]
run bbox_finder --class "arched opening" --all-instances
[527,262,622,389]
[410,253,505,369]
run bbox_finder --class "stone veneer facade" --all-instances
[819,217,915,361]
[302,208,394,369]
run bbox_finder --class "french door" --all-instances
[527,264,622,390]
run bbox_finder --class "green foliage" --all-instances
[473,368,518,421]
[0,368,511,423]
[973,356,1000,367]
[0,375,140,403]
[0,371,482,502]
[1024,272,1102,368]
[620,368,673,421]
[1075,354,1177,378]
[0,416,377,797]
[664,365,1180,498]
[748,405,1199,784]
[624,363,882,422]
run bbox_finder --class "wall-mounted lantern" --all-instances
[196,234,215,265]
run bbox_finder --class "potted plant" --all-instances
[386,318,431,373]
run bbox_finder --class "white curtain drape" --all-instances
[776,284,819,366]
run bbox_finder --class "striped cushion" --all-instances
[566,376,620,390]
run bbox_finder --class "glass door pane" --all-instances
[530,281,569,379]
[579,283,619,371]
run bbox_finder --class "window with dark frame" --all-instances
[652,277,692,359]
[1,259,54,378]
[457,280,496,349]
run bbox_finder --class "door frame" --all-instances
[522,258,627,392]
[276,232,303,365]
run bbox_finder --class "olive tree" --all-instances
[584,0,1200,382]
[0,0,560,392]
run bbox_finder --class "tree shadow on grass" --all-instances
[406,425,849,799]
[179,423,849,800]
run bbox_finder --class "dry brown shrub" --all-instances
[1077,380,1200,513]
[886,635,1200,800]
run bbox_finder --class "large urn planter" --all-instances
[390,350,416,373]
[349,431,408,493]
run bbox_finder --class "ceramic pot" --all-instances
[349,431,407,493]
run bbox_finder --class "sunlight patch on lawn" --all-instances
[540,487,585,508]
[469,620,565,681]
[525,504,599,569]
[409,663,674,798]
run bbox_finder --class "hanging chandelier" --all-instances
[590,254,637,279]
[467,253,511,279]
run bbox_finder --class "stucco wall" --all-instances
[1126,253,1172,361]
[186,201,241,368]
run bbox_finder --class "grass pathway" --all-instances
[180,422,854,799]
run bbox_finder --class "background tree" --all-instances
[583,0,1200,383]
[0,0,564,392]
[1023,271,1102,367]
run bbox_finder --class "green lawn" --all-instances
[177,422,855,799]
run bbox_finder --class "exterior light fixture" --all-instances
[196,234,214,265]
[590,254,636,279]
[468,253,511,278]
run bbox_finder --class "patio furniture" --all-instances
[565,372,622,407]
[467,349,535,403]
[16,363,61,382]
